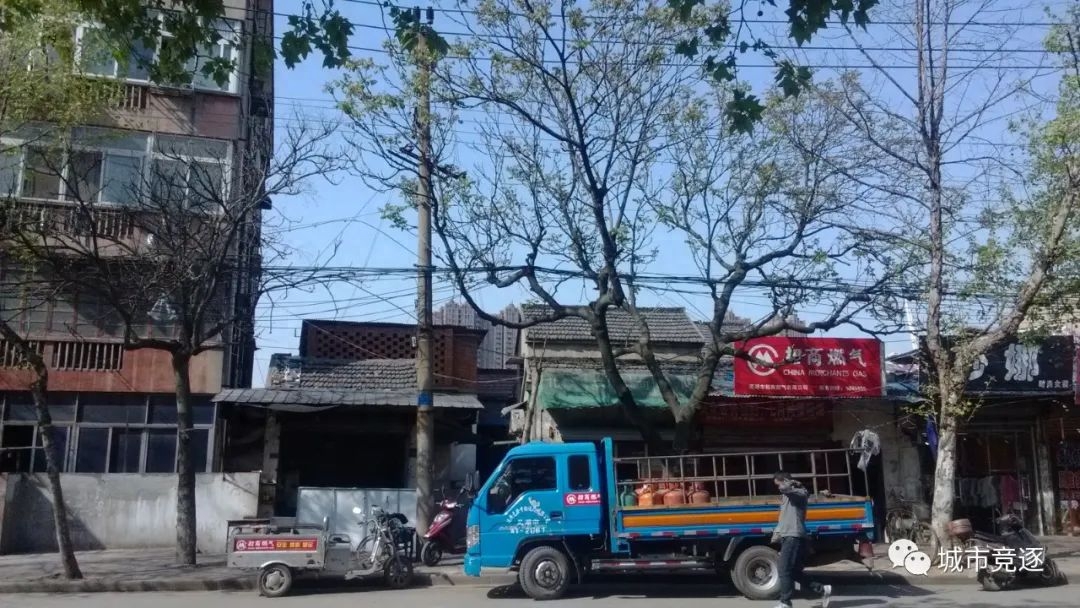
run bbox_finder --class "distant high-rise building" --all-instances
[434,302,521,369]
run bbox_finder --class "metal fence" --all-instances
[296,486,417,550]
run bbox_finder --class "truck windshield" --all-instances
[489,456,555,513]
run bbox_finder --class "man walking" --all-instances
[772,471,832,608]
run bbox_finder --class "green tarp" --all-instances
[535,369,698,409]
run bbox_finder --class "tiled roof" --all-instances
[521,305,703,345]
[268,356,415,391]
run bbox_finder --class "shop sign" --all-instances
[233,538,318,552]
[962,336,1074,394]
[733,337,884,397]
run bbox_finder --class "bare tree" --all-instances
[5,118,345,564]
[336,0,904,451]
[828,0,1080,549]
[0,2,127,578]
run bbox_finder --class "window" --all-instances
[0,130,228,209]
[145,429,177,473]
[109,429,142,472]
[1,393,215,474]
[79,28,154,81]
[499,457,556,508]
[152,135,229,209]
[75,427,108,472]
[76,18,242,94]
[22,147,62,200]
[568,455,592,491]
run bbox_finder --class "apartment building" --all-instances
[0,0,272,478]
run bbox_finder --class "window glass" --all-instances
[123,38,154,80]
[32,427,69,473]
[75,427,108,472]
[189,161,223,209]
[109,429,142,472]
[150,158,187,206]
[80,28,117,77]
[498,457,555,509]
[102,155,142,205]
[145,429,176,473]
[0,150,20,197]
[23,147,62,199]
[69,150,103,203]
[568,455,592,491]
[148,396,178,424]
[0,425,34,472]
[50,298,75,332]
[80,394,147,424]
[191,399,216,425]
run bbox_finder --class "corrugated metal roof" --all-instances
[213,388,483,410]
[521,304,704,345]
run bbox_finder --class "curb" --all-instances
[0,568,1070,594]
[0,577,255,594]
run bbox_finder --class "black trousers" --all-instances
[778,536,823,606]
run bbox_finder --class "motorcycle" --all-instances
[973,513,1064,591]
[420,487,474,566]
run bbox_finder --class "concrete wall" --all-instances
[832,402,925,515]
[0,472,258,555]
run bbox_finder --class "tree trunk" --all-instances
[28,365,83,579]
[930,403,960,557]
[672,411,695,454]
[172,352,198,565]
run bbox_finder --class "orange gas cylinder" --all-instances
[663,487,686,506]
[637,492,656,506]
[690,482,711,504]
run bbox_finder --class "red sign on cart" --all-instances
[564,492,602,506]
[733,337,884,397]
[233,538,319,552]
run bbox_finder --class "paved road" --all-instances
[0,582,1074,608]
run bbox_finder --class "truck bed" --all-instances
[614,496,873,540]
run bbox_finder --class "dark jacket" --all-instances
[772,480,808,542]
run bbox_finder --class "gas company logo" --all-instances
[564,492,602,506]
[746,344,780,377]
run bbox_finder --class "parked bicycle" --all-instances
[884,493,934,547]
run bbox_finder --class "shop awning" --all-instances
[536,369,698,410]
[213,388,484,411]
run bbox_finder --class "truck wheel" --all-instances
[519,546,571,601]
[732,546,781,600]
[258,564,293,597]
[421,540,444,567]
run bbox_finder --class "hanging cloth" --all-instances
[850,429,882,472]
[926,416,939,461]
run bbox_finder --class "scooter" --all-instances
[420,487,473,566]
[975,513,1064,591]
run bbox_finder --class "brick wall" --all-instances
[0,345,223,394]
[300,321,484,391]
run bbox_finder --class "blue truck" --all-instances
[465,438,875,601]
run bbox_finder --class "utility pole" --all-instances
[414,5,436,536]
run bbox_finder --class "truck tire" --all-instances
[257,564,293,597]
[732,546,781,601]
[519,546,571,601]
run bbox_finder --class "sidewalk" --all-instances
[0,541,1077,594]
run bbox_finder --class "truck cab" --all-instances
[465,441,604,578]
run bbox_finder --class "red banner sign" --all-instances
[733,337,884,397]
[564,492,602,506]
[233,538,319,552]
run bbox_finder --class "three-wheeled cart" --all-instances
[226,514,413,597]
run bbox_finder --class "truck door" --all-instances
[561,452,603,537]
[479,456,564,567]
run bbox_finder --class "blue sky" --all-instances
[252,0,1070,386]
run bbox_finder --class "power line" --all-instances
[338,0,1068,28]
